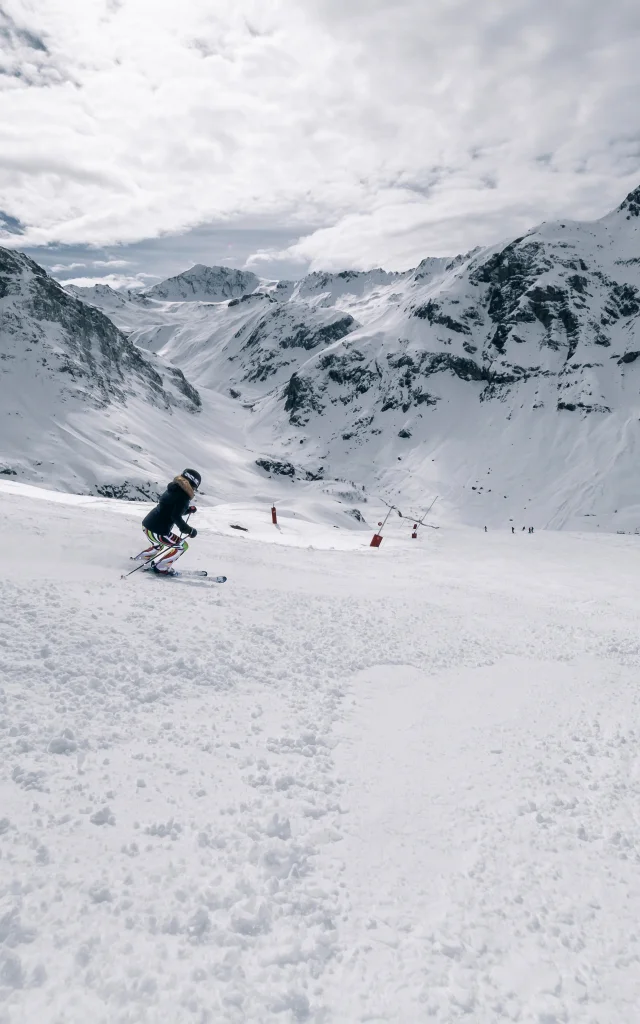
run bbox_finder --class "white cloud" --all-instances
[63,273,148,291]
[49,261,86,272]
[2,0,640,271]
[91,258,132,268]
[245,248,307,269]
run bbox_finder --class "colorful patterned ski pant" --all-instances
[138,527,189,569]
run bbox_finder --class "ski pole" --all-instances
[121,546,171,580]
[121,514,192,581]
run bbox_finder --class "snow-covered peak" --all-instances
[144,264,259,302]
[410,256,455,282]
[613,184,640,220]
[290,268,404,307]
[66,282,131,309]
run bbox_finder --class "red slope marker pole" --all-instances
[370,506,394,548]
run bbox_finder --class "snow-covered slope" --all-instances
[0,248,207,498]
[0,249,379,512]
[66,281,138,311]
[2,479,640,1022]
[72,186,640,530]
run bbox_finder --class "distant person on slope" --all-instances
[132,468,200,575]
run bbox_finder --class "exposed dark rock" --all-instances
[568,274,589,294]
[241,309,356,390]
[229,293,272,307]
[413,391,439,406]
[95,482,161,501]
[319,351,378,394]
[491,324,510,354]
[253,457,323,480]
[412,300,471,334]
[164,366,202,408]
[255,458,295,477]
[618,185,640,219]
[282,373,325,425]
[279,316,355,350]
[609,282,640,318]
[557,400,611,413]
[470,239,548,296]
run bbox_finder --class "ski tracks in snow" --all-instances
[327,660,640,1022]
[0,572,349,1023]
[2,493,640,1022]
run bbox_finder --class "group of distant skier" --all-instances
[483,525,535,534]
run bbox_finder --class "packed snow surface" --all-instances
[1,481,640,1023]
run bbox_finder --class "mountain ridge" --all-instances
[4,184,640,528]
[0,247,203,499]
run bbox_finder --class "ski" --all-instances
[143,566,227,582]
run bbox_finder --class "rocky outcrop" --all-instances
[1,247,200,412]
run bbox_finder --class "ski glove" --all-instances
[188,526,198,539]
[188,505,197,514]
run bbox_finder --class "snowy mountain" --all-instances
[144,264,260,302]
[0,249,365,511]
[69,185,640,530]
[65,281,146,312]
[1,249,200,411]
[4,186,640,526]
[0,247,203,498]
[69,266,261,308]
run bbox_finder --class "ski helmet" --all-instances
[182,468,201,490]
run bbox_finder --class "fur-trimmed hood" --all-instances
[174,474,195,499]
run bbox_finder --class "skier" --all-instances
[511,527,515,534]
[132,469,200,575]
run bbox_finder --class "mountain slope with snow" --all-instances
[0,249,372,511]
[2,480,640,1022]
[71,186,640,529]
[0,248,210,498]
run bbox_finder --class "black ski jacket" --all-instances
[142,480,192,536]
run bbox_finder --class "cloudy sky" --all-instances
[2,0,640,288]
